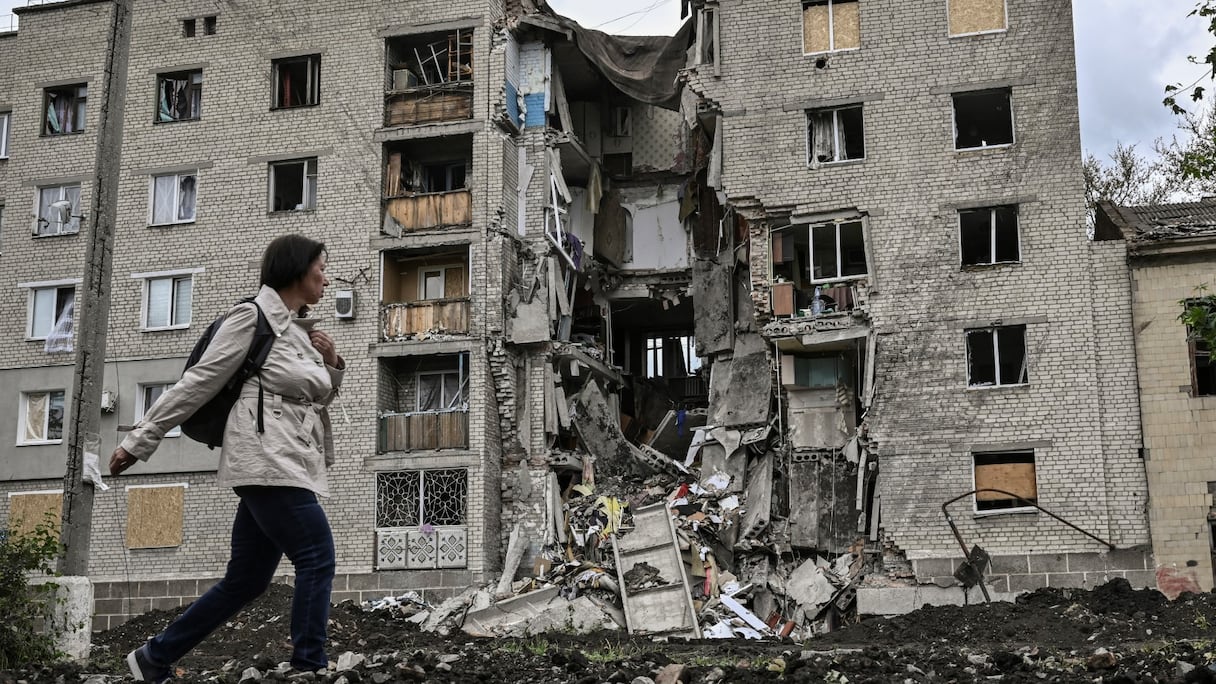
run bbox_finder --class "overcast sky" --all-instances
[0,0,1209,162]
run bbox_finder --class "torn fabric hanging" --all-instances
[44,298,74,353]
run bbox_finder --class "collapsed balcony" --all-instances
[378,354,470,453]
[382,136,472,234]
[380,246,471,340]
[384,29,474,127]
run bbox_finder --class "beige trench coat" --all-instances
[120,286,344,497]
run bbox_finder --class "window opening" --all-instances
[954,89,1013,149]
[35,184,82,236]
[269,158,317,211]
[960,205,1019,265]
[0,111,10,158]
[139,383,182,436]
[272,55,320,108]
[416,370,467,411]
[376,469,467,527]
[150,172,197,224]
[30,286,74,341]
[1185,299,1216,396]
[803,0,860,54]
[42,84,87,135]
[202,15,217,35]
[807,105,864,163]
[949,0,1007,35]
[20,390,65,444]
[810,220,867,282]
[967,325,1028,386]
[182,18,196,37]
[145,274,193,329]
[157,70,202,122]
[973,451,1036,512]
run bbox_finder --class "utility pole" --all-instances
[58,0,132,575]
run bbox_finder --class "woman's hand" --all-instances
[309,330,342,368]
[110,447,138,475]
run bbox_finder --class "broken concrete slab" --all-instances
[738,452,773,542]
[506,288,551,344]
[691,257,733,356]
[462,587,622,637]
[788,453,859,553]
[649,408,709,458]
[708,332,770,428]
[786,560,837,609]
[698,442,746,493]
[574,380,659,479]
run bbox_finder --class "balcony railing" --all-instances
[383,189,471,233]
[381,299,470,340]
[385,86,473,127]
[379,409,469,452]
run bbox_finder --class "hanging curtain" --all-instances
[45,95,62,134]
[24,393,47,442]
[810,112,833,163]
[152,175,177,224]
[44,298,75,353]
[418,374,441,411]
[443,373,463,409]
[178,175,197,221]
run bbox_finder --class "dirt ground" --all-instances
[9,578,1216,683]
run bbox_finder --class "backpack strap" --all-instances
[244,301,275,436]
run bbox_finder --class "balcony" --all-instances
[381,299,470,340]
[379,409,469,452]
[385,29,474,128]
[383,190,471,233]
[382,136,472,234]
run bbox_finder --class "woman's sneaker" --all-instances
[127,645,171,683]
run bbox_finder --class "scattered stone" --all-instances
[1086,648,1118,671]
[630,677,655,684]
[239,667,264,682]
[437,654,461,664]
[336,652,366,671]
[1178,661,1196,676]
[655,663,686,684]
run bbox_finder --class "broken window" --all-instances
[1185,300,1216,396]
[139,382,181,437]
[42,84,86,135]
[792,356,842,388]
[272,55,320,109]
[28,284,73,341]
[269,158,317,211]
[960,205,1018,265]
[811,220,867,282]
[418,264,465,300]
[696,6,717,65]
[416,370,467,411]
[19,390,65,444]
[948,0,1007,36]
[973,451,1036,512]
[644,335,701,378]
[422,162,467,193]
[807,105,864,164]
[376,469,467,527]
[803,0,860,54]
[182,18,196,37]
[156,70,202,122]
[0,111,9,158]
[953,88,1013,149]
[203,15,217,35]
[150,172,197,225]
[144,273,193,329]
[388,29,474,87]
[966,325,1028,387]
[610,106,632,137]
[35,184,81,236]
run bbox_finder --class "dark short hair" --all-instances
[261,234,326,290]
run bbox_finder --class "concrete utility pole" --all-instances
[58,0,132,576]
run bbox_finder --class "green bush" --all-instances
[0,519,63,668]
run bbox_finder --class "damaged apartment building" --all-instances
[0,0,1159,637]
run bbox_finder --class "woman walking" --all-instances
[110,234,345,681]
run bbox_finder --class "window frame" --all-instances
[33,183,82,236]
[415,370,466,412]
[806,104,865,165]
[137,382,182,437]
[947,0,1008,37]
[41,84,87,136]
[26,284,75,341]
[268,157,318,212]
[959,205,1020,266]
[952,88,1015,151]
[808,219,868,284]
[0,111,10,158]
[972,450,1037,515]
[417,263,465,301]
[802,0,862,56]
[1184,298,1216,396]
[271,54,321,109]
[140,272,194,331]
[155,70,203,123]
[375,468,469,528]
[148,171,198,226]
[17,389,66,446]
[965,324,1029,388]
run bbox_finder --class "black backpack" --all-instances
[180,298,276,449]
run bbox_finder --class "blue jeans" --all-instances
[144,486,335,670]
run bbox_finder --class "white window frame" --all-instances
[965,325,1028,388]
[137,382,181,437]
[802,0,861,56]
[418,264,464,301]
[0,111,10,158]
[33,183,82,236]
[24,281,76,341]
[133,268,202,331]
[271,54,321,109]
[808,220,868,284]
[947,0,1008,37]
[18,389,66,446]
[959,205,1020,266]
[806,105,865,165]
[269,158,318,212]
[415,370,466,412]
[952,89,1015,151]
[148,171,198,226]
[971,450,1037,516]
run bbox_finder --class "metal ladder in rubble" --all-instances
[612,502,702,638]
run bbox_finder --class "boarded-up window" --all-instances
[803,0,860,54]
[948,0,1006,36]
[974,451,1036,511]
[126,484,186,549]
[8,491,62,539]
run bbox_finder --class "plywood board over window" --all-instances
[8,491,62,539]
[126,484,186,549]
[949,0,1006,35]
[974,451,1036,511]
[803,0,860,53]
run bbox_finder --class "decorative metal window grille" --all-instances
[376,469,468,570]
